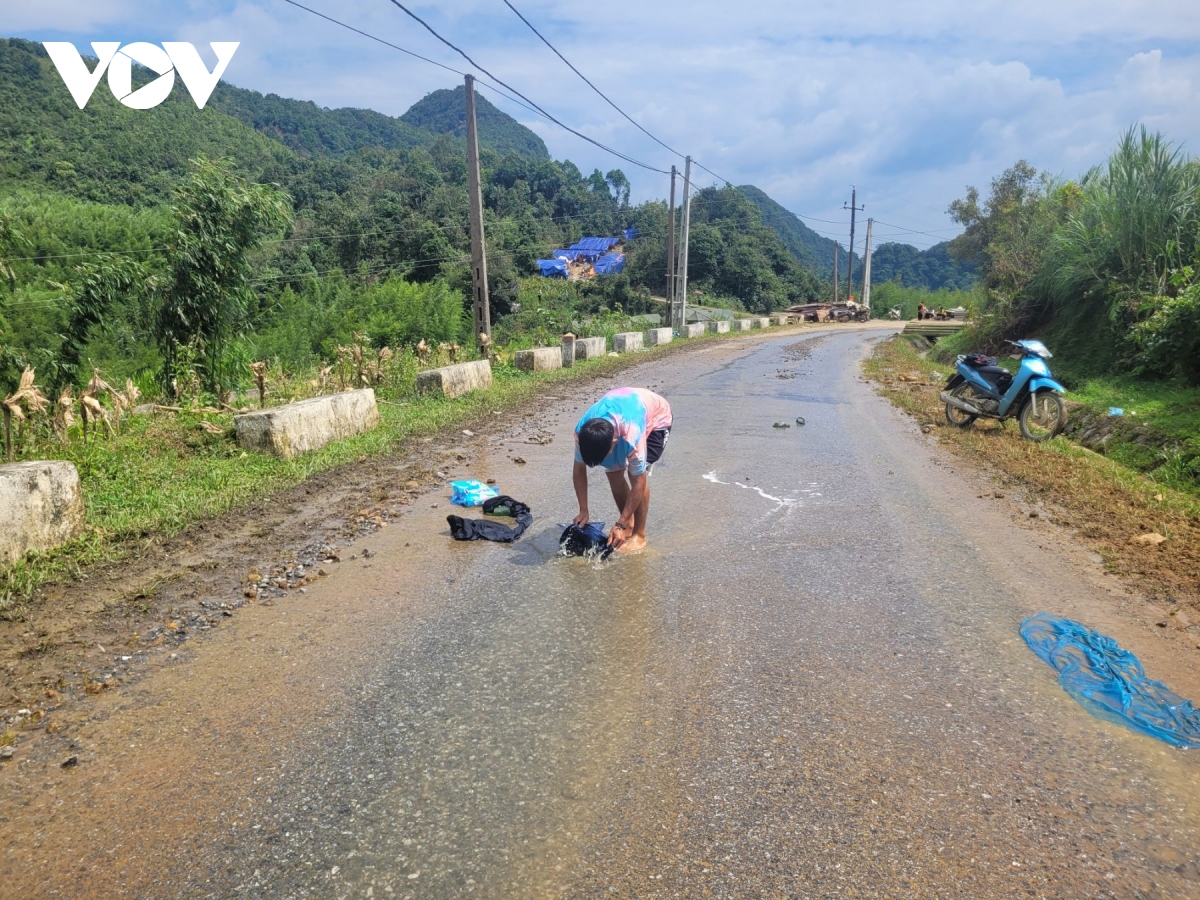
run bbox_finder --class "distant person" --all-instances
[573,387,673,553]
[917,302,926,321]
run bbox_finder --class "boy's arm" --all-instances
[608,470,646,547]
[572,460,590,525]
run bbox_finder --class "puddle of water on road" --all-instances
[320,532,674,898]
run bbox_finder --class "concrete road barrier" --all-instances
[645,328,672,346]
[561,335,576,368]
[753,317,771,328]
[769,315,789,326]
[612,332,644,353]
[731,319,752,332]
[708,321,731,334]
[0,461,85,565]
[234,388,380,459]
[416,359,493,400]
[514,347,563,373]
[574,336,607,360]
[682,323,706,338]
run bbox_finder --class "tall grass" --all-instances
[1037,127,1200,318]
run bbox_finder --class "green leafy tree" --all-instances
[57,257,153,390]
[155,156,292,394]
[0,212,26,291]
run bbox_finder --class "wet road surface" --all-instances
[3,326,1200,898]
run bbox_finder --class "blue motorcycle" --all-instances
[939,339,1067,442]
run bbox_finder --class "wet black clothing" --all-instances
[558,522,614,559]
[447,495,532,543]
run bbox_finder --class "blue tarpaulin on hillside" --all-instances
[623,228,637,241]
[1021,612,1200,748]
[571,237,620,252]
[550,249,582,261]
[537,259,569,278]
[593,252,626,275]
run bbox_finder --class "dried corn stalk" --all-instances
[249,361,267,408]
[53,387,76,442]
[3,368,49,460]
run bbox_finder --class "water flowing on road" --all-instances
[3,326,1198,897]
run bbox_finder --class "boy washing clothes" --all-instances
[572,387,672,553]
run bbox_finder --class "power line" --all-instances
[499,0,685,161]
[278,0,545,122]
[382,0,670,174]
[871,219,959,242]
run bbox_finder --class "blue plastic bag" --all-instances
[450,479,500,507]
[1021,613,1200,748]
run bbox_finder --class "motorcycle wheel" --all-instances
[944,382,978,428]
[1018,392,1066,442]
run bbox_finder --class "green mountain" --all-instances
[400,86,549,160]
[0,38,549,205]
[868,241,977,291]
[208,82,433,158]
[736,183,975,292]
[735,184,857,280]
[0,38,293,205]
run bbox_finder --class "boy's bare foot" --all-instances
[616,534,646,553]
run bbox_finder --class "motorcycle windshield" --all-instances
[1017,339,1052,358]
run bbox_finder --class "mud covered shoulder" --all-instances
[864,333,1200,624]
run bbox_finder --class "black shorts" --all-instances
[646,427,670,465]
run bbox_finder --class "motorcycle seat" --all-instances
[962,353,998,368]
[975,365,1009,377]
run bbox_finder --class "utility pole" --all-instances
[861,218,874,310]
[666,165,676,327]
[832,244,839,303]
[676,156,693,326]
[843,186,864,303]
[464,75,490,348]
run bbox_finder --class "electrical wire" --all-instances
[871,219,959,242]
[499,0,686,162]
[279,0,545,121]
[381,0,669,174]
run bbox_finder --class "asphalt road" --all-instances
[3,326,1199,898]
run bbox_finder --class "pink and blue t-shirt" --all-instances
[574,387,672,475]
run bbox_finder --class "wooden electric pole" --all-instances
[464,75,491,347]
[832,244,839,303]
[666,165,676,327]
[843,186,864,303]
[844,188,864,304]
[861,218,874,310]
[676,156,693,326]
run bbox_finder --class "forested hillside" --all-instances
[736,184,851,278]
[0,37,820,398]
[207,82,433,159]
[736,183,976,291]
[399,86,549,160]
[868,241,976,291]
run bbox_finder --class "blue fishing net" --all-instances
[1021,613,1200,749]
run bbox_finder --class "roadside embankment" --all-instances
[865,334,1200,614]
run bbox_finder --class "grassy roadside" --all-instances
[931,330,1200,496]
[865,335,1200,612]
[0,326,791,613]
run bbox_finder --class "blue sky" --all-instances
[8,0,1200,250]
